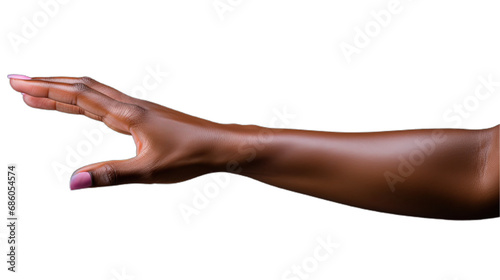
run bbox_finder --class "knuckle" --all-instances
[69,83,90,105]
[138,159,156,183]
[100,164,117,186]
[140,167,153,183]
[77,107,86,115]
[72,83,90,93]
[119,104,147,127]
[80,76,96,86]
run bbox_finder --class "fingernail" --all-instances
[21,93,25,96]
[70,172,92,190]
[7,74,31,80]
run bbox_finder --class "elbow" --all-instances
[466,183,499,219]
[463,185,499,220]
[466,126,499,220]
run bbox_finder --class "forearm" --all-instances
[10,75,497,219]
[212,124,499,220]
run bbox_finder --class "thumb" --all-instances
[69,158,145,190]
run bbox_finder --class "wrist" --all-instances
[206,123,271,174]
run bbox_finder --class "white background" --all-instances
[1,0,499,279]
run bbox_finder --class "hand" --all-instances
[9,74,229,190]
[8,74,499,219]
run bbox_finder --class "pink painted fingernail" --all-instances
[7,74,31,80]
[70,172,92,190]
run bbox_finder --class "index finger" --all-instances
[31,76,139,104]
[10,79,142,133]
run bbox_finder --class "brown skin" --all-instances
[10,76,499,220]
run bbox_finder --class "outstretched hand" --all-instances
[8,74,498,219]
[9,74,228,190]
